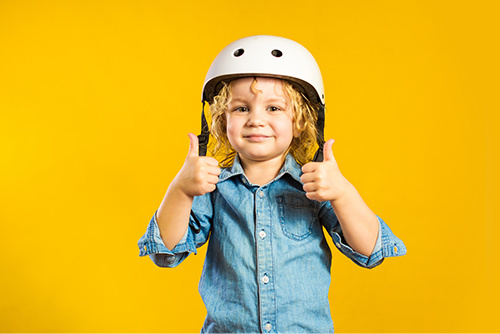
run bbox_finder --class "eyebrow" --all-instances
[265,98,287,104]
[228,97,287,104]
[228,97,248,104]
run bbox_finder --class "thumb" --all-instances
[323,139,335,162]
[187,133,199,158]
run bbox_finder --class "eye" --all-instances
[233,106,249,112]
[267,106,282,112]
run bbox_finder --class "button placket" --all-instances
[255,187,276,333]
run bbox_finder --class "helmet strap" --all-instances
[313,104,326,162]
[198,101,210,156]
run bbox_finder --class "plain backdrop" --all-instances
[1,0,499,332]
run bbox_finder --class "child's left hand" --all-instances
[301,139,351,202]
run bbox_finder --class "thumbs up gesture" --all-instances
[300,139,350,202]
[173,133,221,198]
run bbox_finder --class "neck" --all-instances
[239,155,286,186]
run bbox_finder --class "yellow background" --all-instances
[1,0,499,332]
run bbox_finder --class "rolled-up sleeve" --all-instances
[320,202,406,269]
[330,216,406,269]
[137,193,213,268]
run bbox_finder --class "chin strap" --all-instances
[191,101,210,235]
[313,104,326,162]
[198,101,210,156]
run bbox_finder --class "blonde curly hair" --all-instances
[208,77,319,167]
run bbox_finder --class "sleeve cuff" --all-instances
[331,216,406,269]
[137,211,198,267]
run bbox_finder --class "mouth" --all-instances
[243,134,271,142]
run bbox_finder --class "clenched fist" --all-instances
[173,133,221,197]
[300,139,351,202]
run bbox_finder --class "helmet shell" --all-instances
[202,35,325,105]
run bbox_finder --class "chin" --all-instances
[243,152,286,162]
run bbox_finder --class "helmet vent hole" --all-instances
[233,48,245,57]
[271,49,283,57]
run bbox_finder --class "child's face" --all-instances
[226,77,297,165]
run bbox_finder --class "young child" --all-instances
[138,35,406,333]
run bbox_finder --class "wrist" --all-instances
[330,179,357,206]
[169,178,195,200]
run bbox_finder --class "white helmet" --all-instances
[202,35,325,105]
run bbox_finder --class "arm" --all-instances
[327,181,379,256]
[301,139,378,256]
[156,133,220,250]
[156,181,194,250]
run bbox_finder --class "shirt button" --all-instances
[259,190,264,198]
[262,275,269,284]
[259,230,267,239]
[265,323,272,331]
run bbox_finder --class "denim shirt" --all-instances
[138,154,406,333]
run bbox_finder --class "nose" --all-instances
[246,109,266,127]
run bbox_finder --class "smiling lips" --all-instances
[243,134,271,142]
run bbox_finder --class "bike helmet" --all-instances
[198,35,326,161]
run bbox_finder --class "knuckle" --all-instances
[193,173,204,184]
[204,157,219,166]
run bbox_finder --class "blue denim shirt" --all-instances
[138,154,406,333]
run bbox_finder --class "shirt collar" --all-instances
[219,154,303,184]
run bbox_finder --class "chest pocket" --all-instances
[277,194,319,241]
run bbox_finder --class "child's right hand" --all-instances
[172,133,221,198]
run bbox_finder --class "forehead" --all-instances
[230,77,286,97]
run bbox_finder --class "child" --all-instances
[138,35,406,333]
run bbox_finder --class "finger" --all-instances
[301,162,320,174]
[323,139,335,162]
[305,191,319,201]
[300,172,317,184]
[187,133,199,158]
[204,156,220,167]
[207,166,221,176]
[303,182,318,193]
[206,175,220,185]
[208,184,217,193]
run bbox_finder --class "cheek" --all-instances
[275,120,295,142]
[284,117,296,139]
[225,117,239,143]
